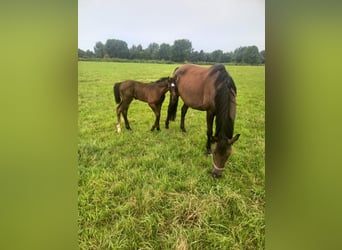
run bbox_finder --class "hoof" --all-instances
[212,172,222,178]
[116,124,121,133]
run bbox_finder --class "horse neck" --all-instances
[154,81,169,93]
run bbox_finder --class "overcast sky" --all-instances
[78,0,265,53]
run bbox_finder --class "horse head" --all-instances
[211,134,240,178]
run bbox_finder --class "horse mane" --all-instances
[210,64,237,94]
[212,64,236,144]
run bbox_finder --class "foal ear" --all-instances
[228,134,240,145]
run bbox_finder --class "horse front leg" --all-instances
[180,104,188,132]
[116,103,122,133]
[122,108,131,130]
[206,111,215,155]
[120,99,132,130]
[149,103,161,131]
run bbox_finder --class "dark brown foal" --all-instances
[114,77,173,132]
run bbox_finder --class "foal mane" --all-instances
[211,64,237,144]
[152,77,170,84]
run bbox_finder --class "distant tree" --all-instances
[211,50,224,63]
[198,50,207,62]
[260,50,265,64]
[94,41,105,58]
[85,50,94,58]
[140,46,150,60]
[171,39,192,62]
[146,43,160,60]
[104,39,129,58]
[233,47,244,63]
[243,46,262,65]
[78,48,86,58]
[89,37,263,64]
[159,43,172,60]
[222,52,233,63]
[135,44,145,59]
[129,45,137,59]
[129,45,144,59]
[190,50,200,62]
[78,48,94,58]
[233,46,262,64]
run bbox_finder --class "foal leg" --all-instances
[180,104,189,132]
[206,111,215,155]
[121,98,133,130]
[155,103,162,131]
[122,108,131,130]
[116,103,122,133]
[149,103,161,131]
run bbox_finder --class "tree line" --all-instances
[78,38,265,65]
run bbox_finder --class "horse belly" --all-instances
[179,84,214,111]
[179,88,211,110]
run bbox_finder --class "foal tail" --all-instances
[113,82,121,104]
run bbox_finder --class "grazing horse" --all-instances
[113,77,173,132]
[166,64,240,177]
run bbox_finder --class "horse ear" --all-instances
[228,134,240,145]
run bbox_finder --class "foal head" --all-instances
[168,77,178,103]
[211,134,240,178]
[155,77,177,90]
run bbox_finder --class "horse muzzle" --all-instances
[212,159,224,178]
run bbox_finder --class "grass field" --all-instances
[78,62,265,249]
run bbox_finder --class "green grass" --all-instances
[78,62,265,249]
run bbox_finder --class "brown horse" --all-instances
[166,64,240,177]
[114,77,173,132]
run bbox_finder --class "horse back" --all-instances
[174,64,217,110]
[119,79,169,104]
[118,80,137,99]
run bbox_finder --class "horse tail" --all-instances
[114,82,121,104]
[167,94,179,121]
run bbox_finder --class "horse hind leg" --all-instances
[180,104,189,132]
[117,100,132,132]
[116,103,122,133]
[117,97,133,131]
